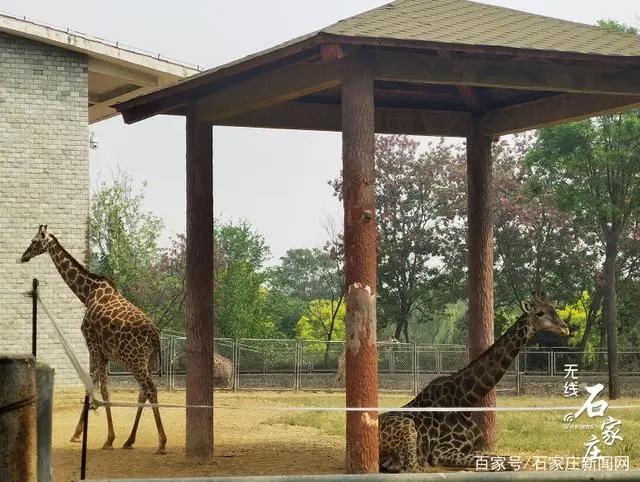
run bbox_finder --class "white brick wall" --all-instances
[0,32,89,387]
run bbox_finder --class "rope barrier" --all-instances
[95,399,640,413]
[38,296,95,399]
[0,396,36,415]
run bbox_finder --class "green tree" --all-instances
[295,299,346,342]
[526,111,640,398]
[90,169,163,311]
[214,221,275,338]
[331,135,464,341]
[269,245,344,339]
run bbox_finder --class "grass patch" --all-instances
[265,393,640,466]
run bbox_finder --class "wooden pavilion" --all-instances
[115,0,640,473]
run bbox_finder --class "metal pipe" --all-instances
[80,395,89,480]
[85,469,640,481]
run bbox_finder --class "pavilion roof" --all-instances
[114,0,640,135]
[322,0,640,58]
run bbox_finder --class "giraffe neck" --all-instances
[47,234,96,306]
[407,313,534,408]
[458,313,534,405]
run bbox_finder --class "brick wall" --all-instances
[0,32,89,387]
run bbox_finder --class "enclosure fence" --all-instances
[107,333,640,395]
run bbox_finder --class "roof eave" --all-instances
[115,33,327,124]
[115,31,640,125]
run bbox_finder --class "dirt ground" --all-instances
[53,389,347,481]
[53,389,640,480]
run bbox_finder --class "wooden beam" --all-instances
[466,119,495,450]
[88,85,140,105]
[342,58,379,474]
[372,50,640,96]
[437,51,485,113]
[456,85,484,113]
[185,104,214,459]
[320,43,346,61]
[193,59,343,122]
[483,93,640,136]
[214,102,471,137]
[88,57,159,87]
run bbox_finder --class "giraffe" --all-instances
[378,293,569,472]
[213,351,232,388]
[21,225,167,454]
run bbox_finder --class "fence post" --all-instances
[294,340,300,391]
[234,339,240,391]
[515,354,521,396]
[31,278,39,358]
[413,343,418,396]
[0,356,37,482]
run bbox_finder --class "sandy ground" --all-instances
[53,390,346,481]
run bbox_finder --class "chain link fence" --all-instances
[105,334,640,394]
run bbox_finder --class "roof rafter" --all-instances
[372,50,640,96]
[482,93,640,136]
[214,101,471,137]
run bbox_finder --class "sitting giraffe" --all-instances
[213,351,233,388]
[21,225,167,454]
[379,294,569,472]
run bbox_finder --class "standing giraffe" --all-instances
[378,293,569,472]
[21,225,167,454]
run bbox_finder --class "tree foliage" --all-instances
[526,111,640,397]
[295,299,346,342]
[90,169,163,312]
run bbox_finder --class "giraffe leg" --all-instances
[379,415,430,473]
[144,375,167,454]
[122,389,147,449]
[431,446,479,468]
[69,407,86,443]
[97,360,116,449]
[128,370,167,454]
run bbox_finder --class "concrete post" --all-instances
[0,356,37,482]
[36,364,54,482]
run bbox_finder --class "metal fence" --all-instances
[106,334,640,393]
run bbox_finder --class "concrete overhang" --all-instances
[0,11,200,123]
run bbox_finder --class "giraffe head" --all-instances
[21,225,51,262]
[520,292,569,337]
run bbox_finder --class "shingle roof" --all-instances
[322,0,640,57]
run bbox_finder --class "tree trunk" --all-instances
[603,232,620,399]
[341,56,378,473]
[185,107,214,458]
[576,287,602,366]
[598,314,607,371]
[466,119,496,449]
[394,316,409,342]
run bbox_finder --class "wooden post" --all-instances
[185,105,214,458]
[341,57,379,473]
[0,356,36,482]
[466,119,496,449]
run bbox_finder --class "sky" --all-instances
[1,0,639,262]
